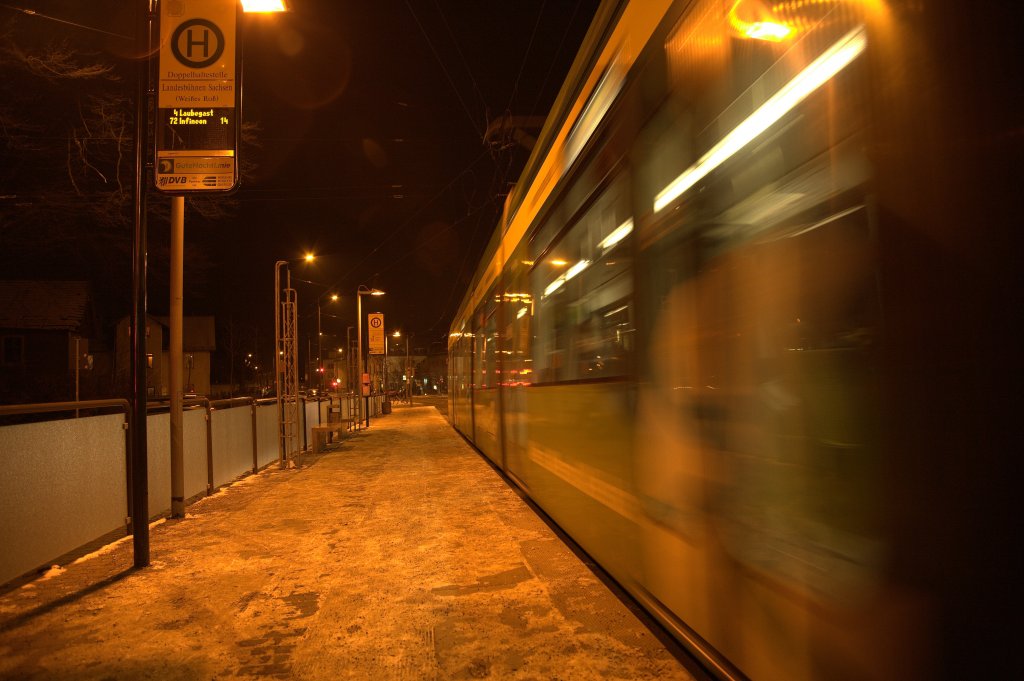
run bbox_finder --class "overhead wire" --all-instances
[430,0,488,120]
[529,0,585,116]
[504,0,547,117]
[424,196,495,336]
[404,0,483,139]
[0,3,132,40]
[324,147,492,292]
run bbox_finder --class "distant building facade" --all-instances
[115,315,216,398]
[0,281,99,403]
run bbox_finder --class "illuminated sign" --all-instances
[368,314,385,355]
[155,0,239,193]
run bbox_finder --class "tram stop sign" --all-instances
[368,314,385,355]
[156,0,239,193]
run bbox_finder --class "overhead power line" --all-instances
[404,0,483,139]
[0,4,132,40]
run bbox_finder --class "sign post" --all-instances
[156,0,239,192]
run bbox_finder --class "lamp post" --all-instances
[346,326,354,392]
[356,285,385,427]
[274,260,295,466]
[405,332,413,403]
[390,330,406,401]
[317,292,338,394]
[275,256,309,467]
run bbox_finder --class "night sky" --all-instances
[1,0,601,364]
[231,1,599,352]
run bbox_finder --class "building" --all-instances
[115,315,216,398]
[0,280,99,404]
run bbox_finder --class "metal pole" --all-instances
[129,0,151,568]
[346,326,353,392]
[74,336,80,417]
[358,291,365,427]
[288,271,299,455]
[317,300,323,393]
[274,260,285,467]
[170,195,184,517]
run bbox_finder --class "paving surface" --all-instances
[0,404,696,680]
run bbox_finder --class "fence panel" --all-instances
[211,405,253,489]
[146,412,172,519]
[304,399,317,449]
[255,403,278,468]
[183,408,209,500]
[0,414,126,585]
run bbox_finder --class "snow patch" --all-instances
[71,517,166,566]
[39,565,65,581]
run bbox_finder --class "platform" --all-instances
[0,404,696,680]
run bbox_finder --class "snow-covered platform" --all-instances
[0,403,698,680]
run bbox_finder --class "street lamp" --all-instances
[274,259,299,467]
[388,330,408,400]
[317,292,339,393]
[390,330,400,394]
[357,285,385,427]
[274,256,313,467]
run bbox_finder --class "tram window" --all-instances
[532,175,633,383]
[473,292,499,390]
[504,244,534,387]
[483,311,497,388]
[473,314,485,390]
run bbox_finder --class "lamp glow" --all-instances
[242,0,289,12]
[745,22,792,41]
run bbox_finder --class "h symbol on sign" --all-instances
[186,28,210,58]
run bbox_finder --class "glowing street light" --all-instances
[241,0,289,12]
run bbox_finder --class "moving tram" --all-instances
[449,1,1016,678]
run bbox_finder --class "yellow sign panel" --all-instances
[158,0,236,108]
[368,313,385,355]
[156,0,238,193]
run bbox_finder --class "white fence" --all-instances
[0,393,362,587]
[0,412,128,587]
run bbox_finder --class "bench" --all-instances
[311,419,354,454]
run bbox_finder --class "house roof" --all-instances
[0,280,91,331]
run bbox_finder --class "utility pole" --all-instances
[128,0,151,568]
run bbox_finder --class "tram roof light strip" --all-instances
[653,25,867,214]
[543,259,592,297]
[598,218,634,252]
[565,57,624,175]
